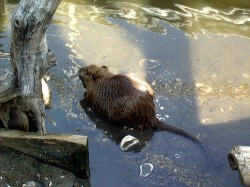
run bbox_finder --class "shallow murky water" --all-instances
[1,0,250,186]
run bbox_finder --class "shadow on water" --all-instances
[59,0,250,37]
[0,0,250,186]
[79,97,154,152]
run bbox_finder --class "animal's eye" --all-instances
[102,65,108,69]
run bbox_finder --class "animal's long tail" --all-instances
[155,120,210,162]
[155,121,200,143]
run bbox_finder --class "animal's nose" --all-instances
[78,68,83,77]
[78,68,86,88]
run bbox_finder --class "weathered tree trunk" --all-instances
[0,0,61,133]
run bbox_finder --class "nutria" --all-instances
[7,108,29,132]
[78,65,200,142]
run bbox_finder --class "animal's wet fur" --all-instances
[7,108,29,132]
[78,65,200,142]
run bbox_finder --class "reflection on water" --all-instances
[133,2,250,37]
[55,0,250,37]
[0,0,6,34]
[0,0,11,70]
[0,0,250,186]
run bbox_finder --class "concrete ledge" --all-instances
[0,129,89,179]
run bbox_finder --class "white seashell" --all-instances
[41,76,52,109]
[120,135,140,151]
[140,163,154,177]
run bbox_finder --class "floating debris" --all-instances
[175,153,181,159]
[195,83,212,93]
[120,135,140,151]
[164,115,170,118]
[202,118,212,124]
[212,74,216,78]
[140,163,153,177]
[139,59,160,70]
[175,78,182,83]
[151,80,157,86]
[242,73,249,79]
[197,133,208,139]
[229,106,233,111]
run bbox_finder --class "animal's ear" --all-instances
[102,65,108,70]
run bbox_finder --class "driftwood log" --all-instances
[228,146,250,186]
[0,0,60,133]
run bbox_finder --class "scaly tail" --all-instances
[155,121,200,143]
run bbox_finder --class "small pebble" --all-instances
[22,181,45,187]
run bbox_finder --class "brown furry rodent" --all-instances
[7,108,29,132]
[78,65,200,142]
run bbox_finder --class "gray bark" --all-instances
[0,72,18,103]
[0,0,61,133]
